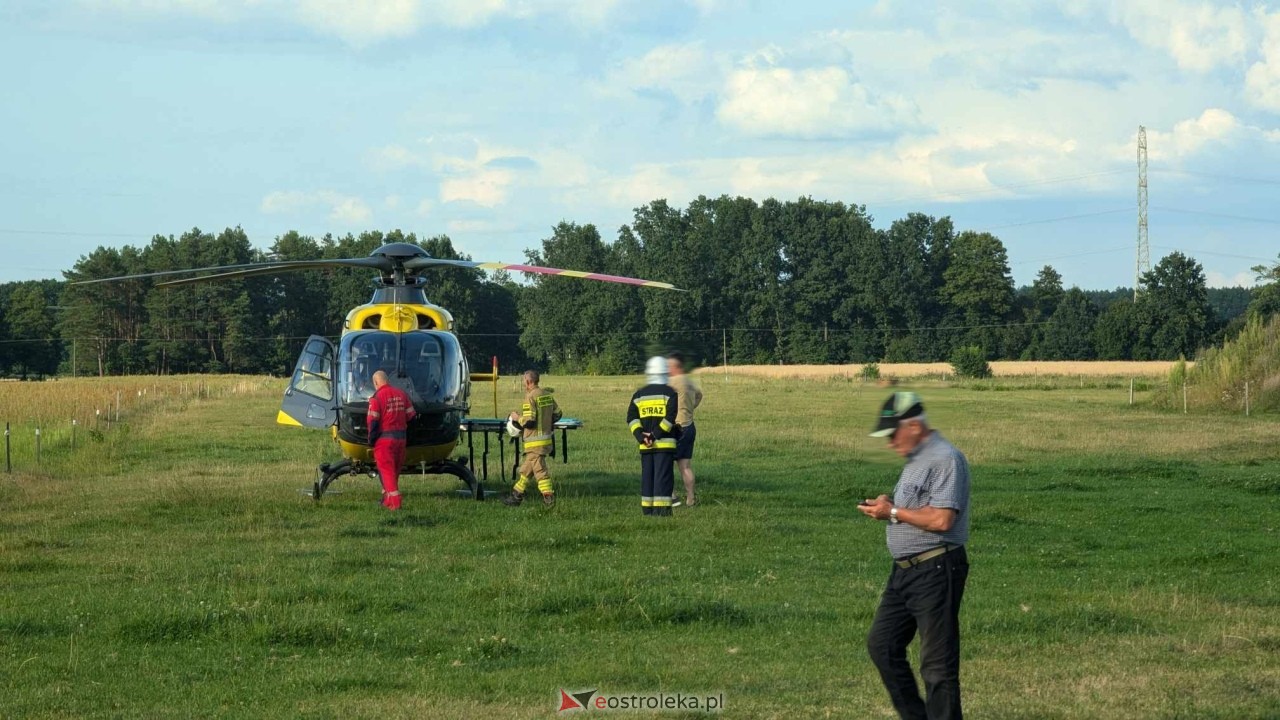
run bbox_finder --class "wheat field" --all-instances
[700,360,1186,380]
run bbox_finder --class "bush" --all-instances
[1168,356,1187,390]
[949,345,992,379]
[1154,314,1280,413]
[859,363,881,381]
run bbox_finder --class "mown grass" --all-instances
[1,374,1278,719]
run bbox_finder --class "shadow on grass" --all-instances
[0,557,64,573]
[971,606,1149,640]
[0,615,73,638]
[531,593,756,630]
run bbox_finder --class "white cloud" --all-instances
[293,0,426,45]
[259,190,372,225]
[1206,269,1256,287]
[429,140,528,207]
[368,143,429,171]
[383,194,401,210]
[1145,108,1241,161]
[260,190,313,215]
[589,127,1101,213]
[1246,9,1280,111]
[83,0,670,45]
[1065,0,1252,72]
[415,198,434,217]
[440,167,515,207]
[444,218,523,235]
[323,192,373,224]
[717,65,920,138]
[606,42,720,103]
[79,0,250,21]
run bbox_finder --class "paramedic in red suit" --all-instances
[367,370,416,510]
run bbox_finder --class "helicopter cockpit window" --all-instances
[339,333,382,404]
[291,342,334,402]
[337,330,464,406]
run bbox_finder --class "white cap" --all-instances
[645,356,668,384]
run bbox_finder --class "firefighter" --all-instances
[627,356,680,516]
[367,370,416,511]
[503,370,561,507]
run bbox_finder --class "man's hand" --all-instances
[857,494,892,521]
[642,432,655,448]
[508,411,520,422]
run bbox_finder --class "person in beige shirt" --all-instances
[666,352,703,506]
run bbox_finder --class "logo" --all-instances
[558,688,598,714]
[557,689,724,713]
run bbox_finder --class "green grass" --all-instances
[2,375,1279,718]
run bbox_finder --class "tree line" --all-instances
[0,196,1274,378]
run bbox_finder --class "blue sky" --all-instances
[3,0,1279,290]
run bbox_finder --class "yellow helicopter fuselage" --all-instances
[277,291,482,469]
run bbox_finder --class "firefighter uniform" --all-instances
[367,382,416,510]
[627,382,679,516]
[511,386,561,503]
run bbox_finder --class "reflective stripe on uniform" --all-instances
[659,419,673,432]
[641,496,654,507]
[633,395,668,418]
[638,439,678,451]
[652,496,673,507]
[525,437,553,449]
[628,419,642,432]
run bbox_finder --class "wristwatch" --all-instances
[889,507,900,524]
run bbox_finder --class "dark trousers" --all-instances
[640,451,675,516]
[867,546,969,720]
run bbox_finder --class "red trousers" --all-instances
[373,439,407,495]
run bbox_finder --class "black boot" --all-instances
[503,490,524,506]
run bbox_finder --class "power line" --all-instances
[866,169,1130,207]
[0,228,150,239]
[1150,245,1277,263]
[1150,168,1280,187]
[1150,206,1280,226]
[1011,246,1131,266]
[980,208,1130,231]
[0,321,1054,346]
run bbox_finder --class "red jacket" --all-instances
[368,384,416,443]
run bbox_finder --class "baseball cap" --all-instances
[869,391,924,437]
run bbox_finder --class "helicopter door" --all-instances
[278,335,339,429]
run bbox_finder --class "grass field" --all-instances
[2,373,1279,718]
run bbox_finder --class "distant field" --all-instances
[704,360,1187,380]
[1,373,1278,719]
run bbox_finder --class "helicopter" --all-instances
[76,241,679,500]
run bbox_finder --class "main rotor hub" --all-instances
[370,243,431,262]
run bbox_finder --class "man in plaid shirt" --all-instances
[859,392,971,720]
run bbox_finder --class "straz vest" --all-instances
[521,387,560,455]
[627,383,679,453]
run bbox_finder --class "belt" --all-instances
[895,545,962,570]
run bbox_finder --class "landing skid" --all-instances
[308,458,484,502]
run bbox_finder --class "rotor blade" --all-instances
[71,257,391,285]
[156,260,386,287]
[405,257,681,290]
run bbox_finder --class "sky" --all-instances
[2,0,1279,290]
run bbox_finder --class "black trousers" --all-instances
[640,451,675,516]
[867,546,969,720]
